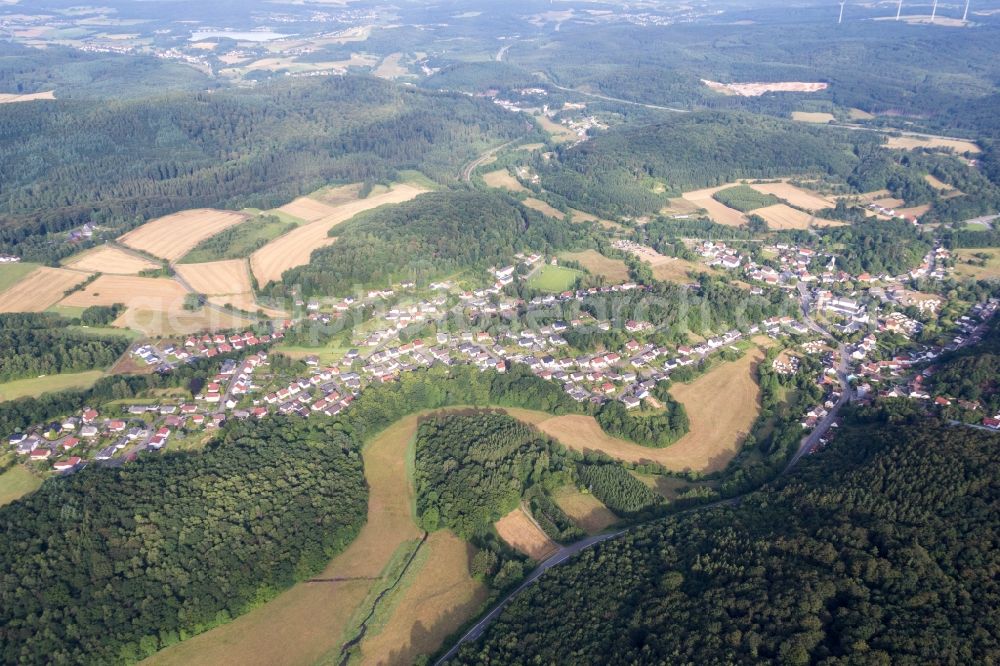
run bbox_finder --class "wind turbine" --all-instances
[838,0,846,24]
[896,0,903,20]
[931,0,939,22]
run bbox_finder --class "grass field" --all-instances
[0,466,42,507]
[0,267,93,313]
[791,111,835,123]
[535,115,578,143]
[0,263,39,293]
[174,260,252,296]
[885,134,980,154]
[119,209,248,263]
[748,182,835,211]
[954,249,1000,281]
[67,325,141,340]
[0,370,106,402]
[147,415,424,666]
[568,208,621,230]
[207,294,288,319]
[681,185,748,227]
[522,198,565,219]
[535,348,763,473]
[63,246,159,274]
[179,216,297,264]
[924,174,954,191]
[482,169,528,192]
[630,472,703,500]
[495,507,559,561]
[552,487,618,534]
[251,184,427,285]
[527,265,581,292]
[357,531,487,666]
[559,250,630,283]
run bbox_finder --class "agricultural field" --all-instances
[482,169,528,192]
[535,115,578,143]
[953,249,1000,281]
[356,530,487,666]
[251,184,428,285]
[373,52,410,79]
[0,370,105,402]
[0,466,42,508]
[60,275,188,311]
[569,208,621,230]
[0,263,39,294]
[147,415,424,666]
[174,260,252,296]
[0,267,93,313]
[112,308,256,337]
[681,185,748,227]
[118,209,248,262]
[559,250,630,282]
[552,487,618,534]
[885,134,981,154]
[791,111,835,124]
[712,185,780,212]
[63,246,160,274]
[748,182,836,211]
[494,507,559,561]
[275,196,344,223]
[207,294,288,319]
[527,265,582,292]
[522,198,565,219]
[924,174,954,191]
[0,91,55,104]
[754,204,826,230]
[896,204,932,219]
[179,216,297,264]
[535,348,763,473]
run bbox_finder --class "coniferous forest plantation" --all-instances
[0,1,998,664]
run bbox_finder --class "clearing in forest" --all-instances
[552,487,618,534]
[251,184,428,285]
[791,111,835,124]
[885,134,980,154]
[681,185,748,227]
[0,91,55,104]
[535,115,578,143]
[357,531,487,666]
[536,348,764,473]
[174,260,252,296]
[0,267,93,313]
[523,198,565,219]
[954,248,1000,281]
[63,246,160,275]
[748,182,835,211]
[0,466,42,508]
[0,371,105,403]
[559,250,630,283]
[495,507,559,561]
[118,209,248,263]
[482,169,528,192]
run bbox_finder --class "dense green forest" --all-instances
[536,112,877,218]
[595,391,689,448]
[0,417,368,664]
[930,317,1000,417]
[456,419,1000,664]
[273,190,584,294]
[0,76,525,262]
[712,185,780,212]
[415,412,575,538]
[0,313,129,382]
[822,220,932,276]
[577,463,660,516]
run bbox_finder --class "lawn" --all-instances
[954,249,1000,281]
[0,465,43,507]
[66,325,140,340]
[0,262,39,294]
[0,371,105,402]
[527,265,582,292]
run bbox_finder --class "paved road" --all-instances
[543,81,689,113]
[460,139,522,183]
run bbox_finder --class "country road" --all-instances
[460,139,521,182]
[541,80,689,114]
[435,287,854,663]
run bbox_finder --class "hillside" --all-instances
[455,420,1000,664]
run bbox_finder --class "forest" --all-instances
[929,317,1000,417]
[0,313,129,382]
[595,390,689,448]
[0,417,368,665]
[0,75,526,263]
[821,220,932,276]
[455,419,1000,664]
[272,190,585,295]
[577,463,660,516]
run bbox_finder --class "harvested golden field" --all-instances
[748,182,835,211]
[681,185,747,227]
[0,267,92,313]
[64,246,159,274]
[119,209,247,262]
[174,260,252,295]
[275,196,342,223]
[924,174,953,191]
[113,308,255,337]
[791,111,835,123]
[147,415,424,666]
[569,208,621,230]
[651,257,716,283]
[495,507,559,561]
[661,197,703,216]
[207,293,288,318]
[61,275,188,310]
[537,349,763,474]
[357,531,487,666]
[0,91,55,104]
[755,204,826,230]
[559,250,630,282]
[896,204,932,219]
[885,134,980,154]
[552,488,618,534]
[251,184,428,285]
[482,169,528,192]
[523,198,565,219]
